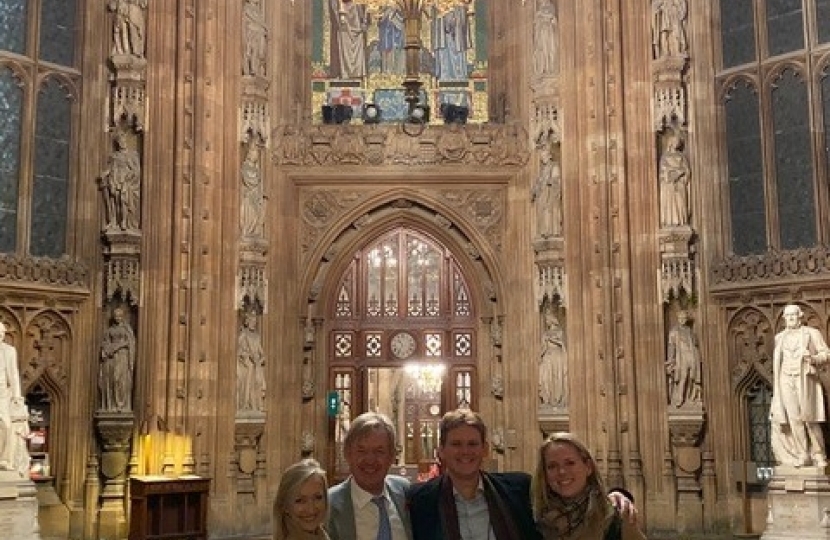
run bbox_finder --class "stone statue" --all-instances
[531,145,563,238]
[101,131,141,232]
[0,322,26,473]
[539,311,568,407]
[240,139,265,238]
[665,310,702,407]
[99,308,136,412]
[533,0,559,76]
[243,0,268,77]
[109,0,148,57]
[237,312,265,412]
[329,0,369,79]
[652,0,688,58]
[658,130,691,227]
[770,304,830,467]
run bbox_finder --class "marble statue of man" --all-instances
[0,322,26,472]
[770,304,830,467]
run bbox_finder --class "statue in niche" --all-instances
[240,138,265,238]
[533,0,559,76]
[658,130,690,227]
[0,322,28,474]
[531,143,562,238]
[665,309,702,407]
[243,0,268,77]
[99,308,136,413]
[652,0,688,58]
[101,131,141,232]
[539,310,568,407]
[237,312,265,412]
[770,304,829,467]
[329,0,370,79]
[109,0,148,57]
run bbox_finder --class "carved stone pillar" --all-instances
[233,419,264,500]
[668,408,705,533]
[95,413,134,540]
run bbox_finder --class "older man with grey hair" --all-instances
[770,304,830,467]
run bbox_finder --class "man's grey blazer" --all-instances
[327,475,412,540]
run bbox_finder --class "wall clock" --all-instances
[390,332,416,359]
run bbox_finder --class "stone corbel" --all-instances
[95,412,135,536]
[653,61,687,131]
[668,409,705,498]
[237,263,267,311]
[234,419,264,495]
[104,255,141,306]
[659,229,695,302]
[535,259,566,308]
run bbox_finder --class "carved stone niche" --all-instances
[234,419,264,477]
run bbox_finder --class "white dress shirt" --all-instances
[350,480,408,540]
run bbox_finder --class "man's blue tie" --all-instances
[372,495,392,540]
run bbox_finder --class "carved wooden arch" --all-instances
[301,190,505,321]
[0,59,32,87]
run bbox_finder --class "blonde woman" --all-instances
[532,433,646,540]
[273,459,331,540]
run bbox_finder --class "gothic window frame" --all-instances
[327,225,478,476]
[716,0,830,256]
[0,0,82,258]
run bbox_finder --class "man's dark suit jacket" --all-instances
[406,472,541,540]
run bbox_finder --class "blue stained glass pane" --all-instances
[0,68,22,253]
[725,81,767,255]
[771,69,814,249]
[39,0,76,67]
[721,0,756,68]
[31,78,71,258]
[766,0,803,57]
[0,0,27,54]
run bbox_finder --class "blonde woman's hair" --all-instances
[531,432,605,518]
[273,458,329,540]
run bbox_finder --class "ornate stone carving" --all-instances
[532,0,559,78]
[109,0,148,59]
[436,190,504,252]
[237,311,265,413]
[237,264,267,310]
[99,307,136,413]
[242,0,269,78]
[536,261,566,307]
[272,124,530,167]
[105,257,140,305]
[729,308,773,386]
[100,131,141,233]
[240,100,270,146]
[712,247,830,286]
[112,85,145,132]
[651,0,688,60]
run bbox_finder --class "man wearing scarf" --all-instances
[407,409,636,540]
[407,409,540,540]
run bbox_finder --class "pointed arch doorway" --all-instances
[327,226,478,480]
